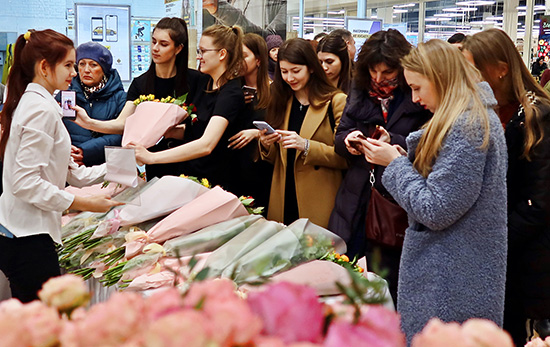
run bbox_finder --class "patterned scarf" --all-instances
[81,74,108,99]
[369,77,399,123]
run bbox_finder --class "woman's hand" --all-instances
[70,194,124,212]
[344,130,365,155]
[71,146,84,166]
[126,142,155,166]
[164,124,186,140]
[259,129,282,149]
[244,94,255,104]
[277,130,307,151]
[228,129,260,150]
[376,126,391,143]
[362,138,405,167]
[71,105,94,130]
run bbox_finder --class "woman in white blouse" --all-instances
[0,29,122,302]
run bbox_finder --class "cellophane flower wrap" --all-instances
[203,218,285,278]
[229,218,346,284]
[121,101,188,148]
[163,215,263,257]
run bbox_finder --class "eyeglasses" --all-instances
[196,48,221,57]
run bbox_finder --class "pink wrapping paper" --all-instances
[121,101,188,148]
[146,187,249,243]
[65,182,120,198]
[118,176,209,226]
[126,271,176,291]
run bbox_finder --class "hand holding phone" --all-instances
[253,120,276,135]
[61,90,76,119]
[242,85,257,96]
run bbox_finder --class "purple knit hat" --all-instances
[266,35,283,51]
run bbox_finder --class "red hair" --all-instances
[0,29,74,158]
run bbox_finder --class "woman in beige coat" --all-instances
[259,38,347,228]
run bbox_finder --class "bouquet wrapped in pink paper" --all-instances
[163,215,263,257]
[118,175,209,226]
[145,186,249,244]
[121,101,188,148]
[229,218,346,284]
[203,218,285,278]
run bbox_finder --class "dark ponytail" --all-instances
[0,29,74,158]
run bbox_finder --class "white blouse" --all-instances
[0,83,106,244]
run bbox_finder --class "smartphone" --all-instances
[371,125,383,140]
[253,120,276,134]
[242,85,257,97]
[91,17,103,42]
[105,15,118,42]
[61,90,76,119]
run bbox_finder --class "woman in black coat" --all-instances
[465,29,550,346]
[328,30,431,304]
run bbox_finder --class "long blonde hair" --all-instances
[401,39,490,177]
[464,28,550,160]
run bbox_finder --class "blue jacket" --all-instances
[63,70,126,166]
[382,82,508,343]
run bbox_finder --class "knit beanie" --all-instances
[76,42,113,75]
[266,35,283,52]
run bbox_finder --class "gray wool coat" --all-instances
[382,82,508,343]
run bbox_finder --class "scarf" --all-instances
[80,74,108,99]
[368,77,399,123]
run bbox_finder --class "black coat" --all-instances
[328,86,431,250]
[506,102,550,318]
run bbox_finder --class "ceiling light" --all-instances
[485,16,503,20]
[443,7,478,12]
[393,3,416,8]
[393,9,408,13]
[434,12,466,17]
[456,0,495,5]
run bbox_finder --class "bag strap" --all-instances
[327,100,336,131]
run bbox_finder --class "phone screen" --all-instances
[105,15,118,42]
[61,91,76,119]
[91,17,103,42]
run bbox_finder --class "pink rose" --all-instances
[248,281,324,344]
[144,287,184,321]
[412,319,470,347]
[183,278,238,308]
[461,318,513,347]
[140,310,211,347]
[38,274,90,315]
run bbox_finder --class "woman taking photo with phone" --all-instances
[464,29,550,345]
[130,24,246,191]
[362,39,508,343]
[328,29,431,304]
[316,34,352,94]
[0,29,122,303]
[74,17,197,178]
[259,38,347,228]
[227,33,273,210]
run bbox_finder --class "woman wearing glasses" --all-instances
[130,24,246,191]
[74,17,199,179]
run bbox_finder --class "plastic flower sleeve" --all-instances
[229,218,347,284]
[203,219,285,278]
[121,101,188,148]
[163,215,263,257]
[118,176,209,226]
[145,186,249,244]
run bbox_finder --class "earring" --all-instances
[499,75,503,79]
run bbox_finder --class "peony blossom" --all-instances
[139,310,211,347]
[248,281,324,344]
[38,274,90,315]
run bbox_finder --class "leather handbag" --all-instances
[365,170,408,248]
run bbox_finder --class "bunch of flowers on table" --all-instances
[0,273,406,347]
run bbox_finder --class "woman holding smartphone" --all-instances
[74,17,198,179]
[227,33,273,210]
[0,30,122,302]
[259,38,347,228]
[328,29,431,304]
[130,24,246,191]
[363,39,507,343]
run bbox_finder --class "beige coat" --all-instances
[261,92,348,228]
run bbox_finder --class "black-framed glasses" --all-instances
[196,48,221,56]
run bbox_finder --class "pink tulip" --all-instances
[248,281,324,344]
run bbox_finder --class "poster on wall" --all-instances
[537,16,550,63]
[131,19,153,79]
[75,4,131,81]
[346,18,382,59]
[202,0,287,39]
